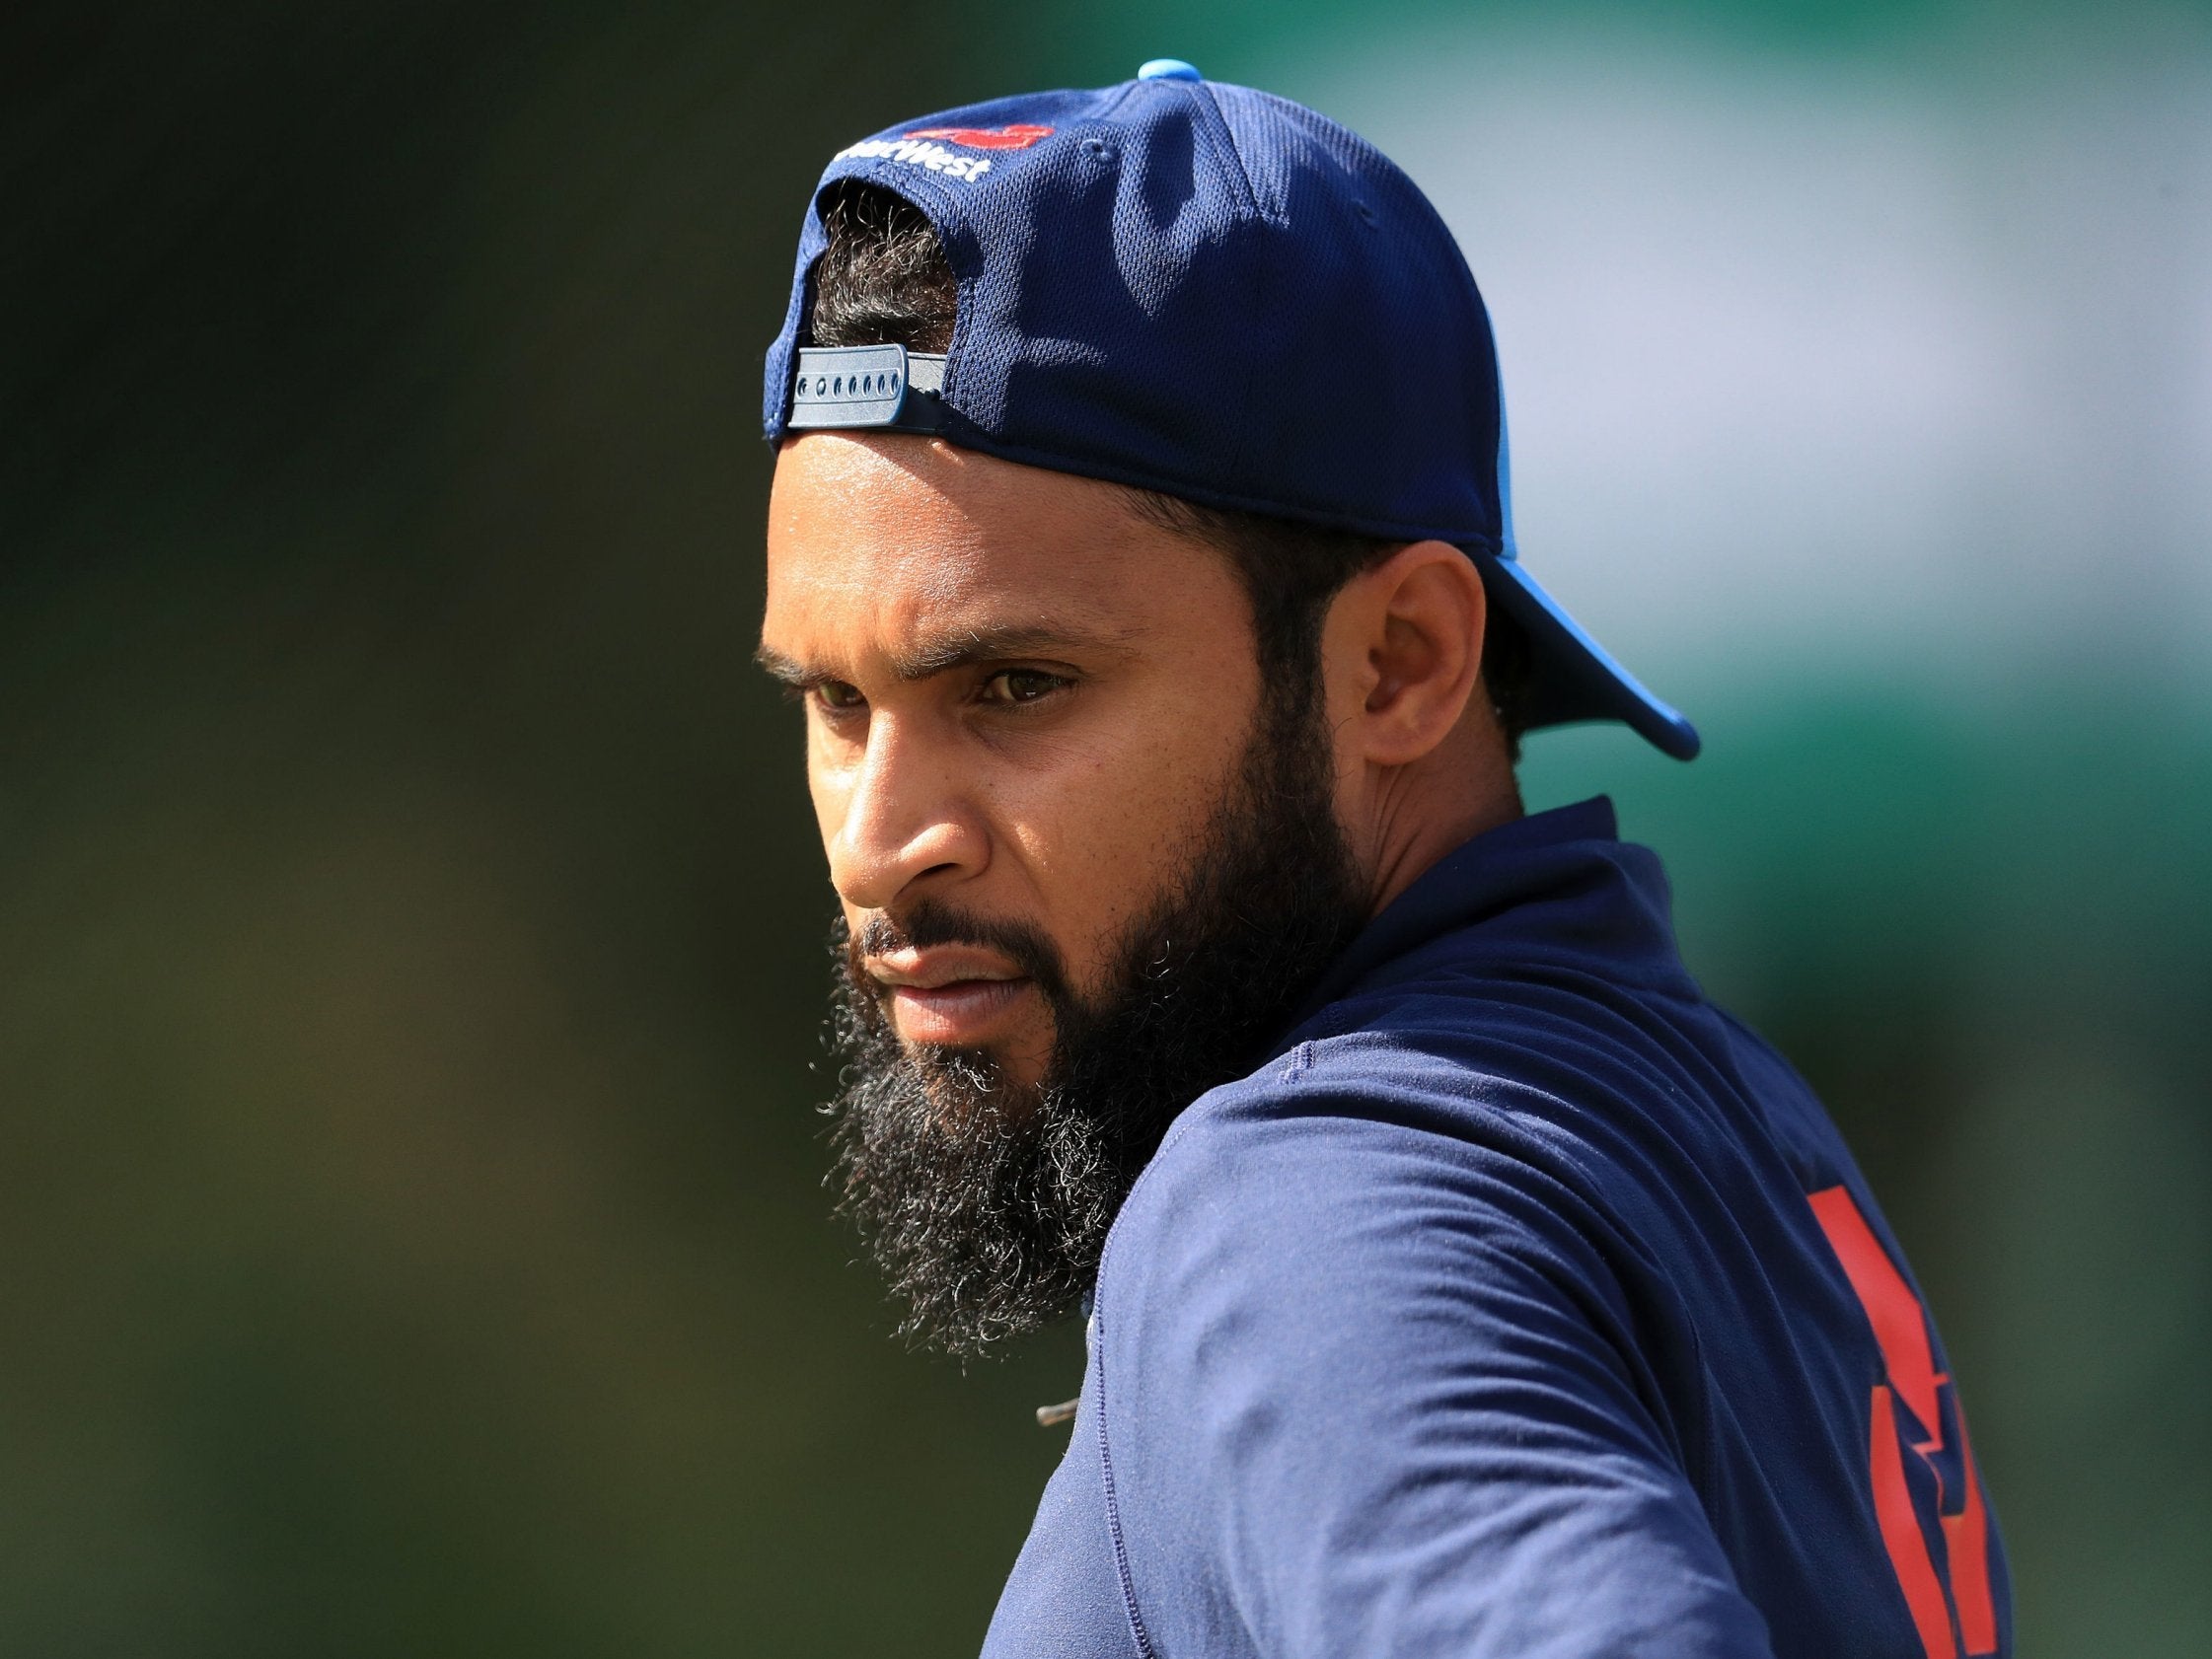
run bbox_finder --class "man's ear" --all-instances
[1321,540,1487,769]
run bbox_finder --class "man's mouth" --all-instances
[864,947,1034,1047]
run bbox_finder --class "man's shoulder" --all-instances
[1095,1026,1630,1326]
[1083,1023,1722,1576]
[1118,961,1753,1228]
[1096,962,1849,1347]
[1128,1022,1549,1196]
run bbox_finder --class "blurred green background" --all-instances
[3,2,2204,1653]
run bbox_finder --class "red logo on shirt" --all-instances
[904,123,1055,150]
[1809,1187,1999,1658]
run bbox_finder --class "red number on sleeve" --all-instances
[1808,1186,1998,1658]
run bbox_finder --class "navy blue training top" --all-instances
[982,798,2010,1659]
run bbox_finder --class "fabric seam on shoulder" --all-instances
[1091,1313,1157,1659]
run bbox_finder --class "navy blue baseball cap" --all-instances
[763,60,1700,760]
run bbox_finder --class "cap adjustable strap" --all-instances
[785,345,948,433]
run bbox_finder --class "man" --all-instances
[757,60,2009,1658]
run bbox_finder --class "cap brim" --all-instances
[1472,550,1701,761]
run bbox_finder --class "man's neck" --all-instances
[1356,718,1525,918]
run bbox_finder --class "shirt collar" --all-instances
[1280,795,1696,1043]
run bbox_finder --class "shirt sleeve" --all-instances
[1089,1081,1778,1659]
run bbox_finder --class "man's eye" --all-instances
[980,670,1067,705]
[812,681,866,713]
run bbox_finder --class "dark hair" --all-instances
[804,182,1531,754]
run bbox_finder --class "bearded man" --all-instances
[756,60,2011,1659]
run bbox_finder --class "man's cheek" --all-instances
[1007,768,1180,880]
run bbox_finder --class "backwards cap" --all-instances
[763,60,1699,760]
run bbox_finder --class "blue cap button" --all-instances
[1138,59,1203,82]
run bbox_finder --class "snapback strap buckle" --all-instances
[786,344,947,433]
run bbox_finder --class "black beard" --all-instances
[820,687,1368,1358]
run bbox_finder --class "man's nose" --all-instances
[824,715,987,911]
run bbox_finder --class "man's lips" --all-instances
[886,978,1033,1046]
[865,947,1034,1046]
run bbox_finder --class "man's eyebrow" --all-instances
[892,621,1143,679]
[754,620,1140,685]
[753,643,818,686]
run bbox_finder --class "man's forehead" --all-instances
[762,433,1227,669]
[770,433,1153,571]
[763,523,1154,674]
